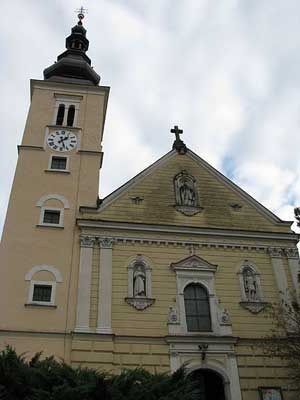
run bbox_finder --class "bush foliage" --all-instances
[262,297,300,390]
[0,347,199,400]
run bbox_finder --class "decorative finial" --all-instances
[171,125,187,154]
[76,6,88,24]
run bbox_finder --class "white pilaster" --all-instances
[75,235,95,332]
[96,237,114,334]
[285,248,299,296]
[169,350,180,372]
[228,354,242,400]
[268,247,288,300]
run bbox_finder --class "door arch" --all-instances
[189,368,226,400]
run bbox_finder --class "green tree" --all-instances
[263,296,300,390]
[0,347,199,400]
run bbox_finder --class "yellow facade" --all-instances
[0,18,299,400]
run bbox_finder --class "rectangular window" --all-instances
[50,156,67,170]
[43,210,60,224]
[32,284,52,302]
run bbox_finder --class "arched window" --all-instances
[36,194,70,228]
[25,265,63,306]
[67,105,75,126]
[56,104,65,125]
[184,283,211,332]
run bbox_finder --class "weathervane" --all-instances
[76,6,88,23]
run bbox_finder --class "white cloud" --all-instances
[1,0,300,235]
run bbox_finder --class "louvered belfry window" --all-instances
[184,283,211,332]
[67,105,75,126]
[56,104,65,125]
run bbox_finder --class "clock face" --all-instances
[47,130,77,152]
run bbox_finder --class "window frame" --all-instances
[36,194,69,229]
[48,155,69,172]
[184,283,212,332]
[39,206,64,227]
[52,95,82,128]
[169,255,231,336]
[28,280,56,306]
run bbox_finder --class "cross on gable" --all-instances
[170,125,183,142]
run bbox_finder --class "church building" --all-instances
[0,14,299,400]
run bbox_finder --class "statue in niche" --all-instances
[133,265,146,297]
[179,180,196,206]
[174,171,202,216]
[243,268,257,302]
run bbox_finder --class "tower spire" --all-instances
[43,12,100,86]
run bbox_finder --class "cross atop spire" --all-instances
[171,125,187,154]
[76,6,88,24]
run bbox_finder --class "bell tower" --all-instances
[0,13,109,348]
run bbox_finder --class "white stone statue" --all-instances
[168,306,179,323]
[221,308,230,324]
[179,180,196,206]
[133,266,146,297]
[244,270,257,301]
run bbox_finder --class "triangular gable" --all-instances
[83,147,290,226]
[94,149,175,211]
[187,149,288,225]
[170,255,218,272]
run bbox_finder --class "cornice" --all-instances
[77,219,299,242]
[30,79,110,99]
[18,145,44,154]
[165,335,238,345]
[78,150,102,155]
[79,234,298,255]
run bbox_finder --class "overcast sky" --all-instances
[1,0,300,235]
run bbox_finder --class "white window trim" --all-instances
[177,274,218,334]
[39,206,64,227]
[28,280,56,306]
[53,94,82,127]
[36,194,70,209]
[25,265,63,282]
[170,255,232,336]
[36,194,69,228]
[25,265,62,307]
[47,154,70,172]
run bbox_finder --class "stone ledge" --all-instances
[125,297,155,310]
[24,303,57,309]
[44,169,70,174]
[239,301,268,314]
